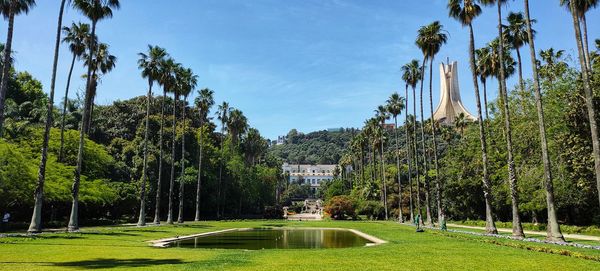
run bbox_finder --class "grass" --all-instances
[1,220,600,270]
[450,220,600,237]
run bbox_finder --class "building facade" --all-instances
[281,163,338,194]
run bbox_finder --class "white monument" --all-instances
[432,61,477,125]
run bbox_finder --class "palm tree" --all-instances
[386,93,405,222]
[69,0,120,232]
[375,105,390,220]
[567,0,600,223]
[416,21,448,227]
[153,57,176,224]
[166,63,183,224]
[27,0,65,233]
[485,0,524,238]
[475,47,492,121]
[454,113,468,136]
[505,12,535,93]
[136,45,167,227]
[539,48,567,84]
[522,0,564,242]
[82,42,116,134]
[194,88,214,221]
[401,60,420,223]
[560,0,597,71]
[228,109,249,146]
[216,101,230,218]
[59,22,92,162]
[177,67,197,224]
[448,0,497,234]
[0,0,36,135]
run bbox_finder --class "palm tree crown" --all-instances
[71,0,120,23]
[386,93,405,118]
[447,0,483,26]
[416,21,448,60]
[138,45,168,86]
[401,60,422,90]
[0,0,36,18]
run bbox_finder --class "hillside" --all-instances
[268,128,358,164]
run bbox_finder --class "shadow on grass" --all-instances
[51,258,185,269]
[261,223,286,227]
[175,224,214,229]
[80,231,140,237]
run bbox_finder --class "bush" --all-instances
[324,195,356,220]
[357,200,385,220]
[264,205,284,219]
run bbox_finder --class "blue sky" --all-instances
[1,0,598,139]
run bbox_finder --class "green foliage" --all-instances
[269,129,358,164]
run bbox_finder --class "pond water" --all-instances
[171,228,372,249]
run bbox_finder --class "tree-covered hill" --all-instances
[268,128,359,164]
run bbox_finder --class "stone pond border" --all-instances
[147,227,387,248]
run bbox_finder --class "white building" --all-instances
[282,163,338,194]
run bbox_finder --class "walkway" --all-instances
[447,223,600,242]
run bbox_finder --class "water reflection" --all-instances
[172,228,370,250]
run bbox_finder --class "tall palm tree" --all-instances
[505,12,535,93]
[153,57,176,224]
[194,88,214,221]
[136,45,167,227]
[567,0,600,222]
[375,105,389,220]
[522,0,564,242]
[27,0,64,233]
[177,67,197,224]
[59,22,92,162]
[82,42,116,134]
[561,0,597,71]
[166,63,183,224]
[475,47,492,121]
[386,93,405,223]
[228,108,249,146]
[69,0,120,232]
[454,113,468,136]
[416,21,448,227]
[216,101,230,218]
[485,0,524,238]
[401,60,421,223]
[448,0,498,234]
[539,48,566,84]
[0,0,36,135]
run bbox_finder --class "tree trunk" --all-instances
[412,84,422,225]
[167,91,178,224]
[405,85,414,223]
[581,14,592,72]
[496,2,524,238]
[68,21,97,232]
[195,119,204,221]
[516,47,525,93]
[419,57,432,227]
[153,90,166,224]
[0,11,15,136]
[59,53,77,162]
[137,81,152,227]
[28,0,66,233]
[380,128,388,220]
[177,96,187,223]
[217,123,224,219]
[569,0,600,235]
[468,23,497,234]
[394,116,403,223]
[429,57,444,227]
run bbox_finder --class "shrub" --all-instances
[324,195,356,220]
[357,200,385,220]
[264,205,284,219]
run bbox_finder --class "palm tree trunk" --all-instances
[412,85,422,225]
[0,10,15,136]
[68,21,97,232]
[153,90,166,224]
[468,23,497,234]
[429,57,444,227]
[405,85,414,223]
[217,124,224,219]
[167,91,178,224]
[177,96,187,223]
[28,0,66,233]
[380,130,388,220]
[419,57,432,227]
[496,2,524,238]
[569,0,600,233]
[482,78,489,121]
[59,53,77,162]
[516,47,525,92]
[394,116,403,223]
[137,81,152,227]
[195,120,204,222]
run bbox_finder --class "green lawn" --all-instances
[1,220,599,270]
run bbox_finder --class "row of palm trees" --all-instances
[347,0,598,242]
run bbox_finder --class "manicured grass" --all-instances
[1,220,599,270]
